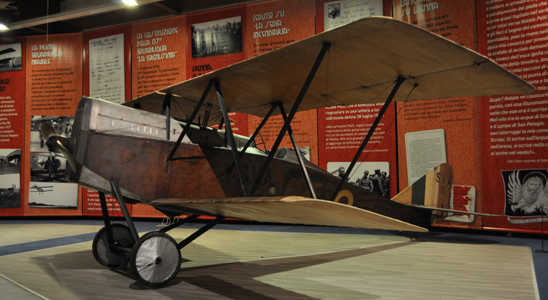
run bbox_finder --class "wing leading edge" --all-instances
[150,196,428,232]
[125,17,534,125]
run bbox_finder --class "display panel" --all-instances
[187,6,249,136]
[131,16,187,218]
[25,33,83,216]
[0,0,544,234]
[393,0,483,228]
[247,0,317,163]
[314,0,398,197]
[132,16,186,98]
[477,0,548,233]
[0,38,25,216]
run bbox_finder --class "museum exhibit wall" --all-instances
[0,0,546,234]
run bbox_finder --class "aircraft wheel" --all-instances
[92,224,135,267]
[130,231,181,287]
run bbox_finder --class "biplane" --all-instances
[41,17,534,287]
[30,184,53,194]
[0,47,19,69]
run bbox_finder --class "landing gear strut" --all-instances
[91,180,223,287]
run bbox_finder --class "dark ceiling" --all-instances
[0,0,265,41]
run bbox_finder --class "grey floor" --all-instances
[0,220,545,300]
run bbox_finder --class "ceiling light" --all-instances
[122,0,139,6]
[0,23,9,31]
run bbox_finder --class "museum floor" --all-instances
[0,219,546,300]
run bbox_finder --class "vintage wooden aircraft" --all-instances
[41,17,534,287]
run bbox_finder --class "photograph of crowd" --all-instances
[327,161,390,198]
[191,16,243,58]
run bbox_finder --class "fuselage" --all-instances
[66,97,431,227]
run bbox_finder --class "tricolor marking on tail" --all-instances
[392,164,453,216]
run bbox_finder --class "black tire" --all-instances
[92,224,135,267]
[130,231,181,287]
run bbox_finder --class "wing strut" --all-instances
[214,79,248,196]
[166,80,214,169]
[250,41,331,196]
[279,104,317,199]
[161,93,172,140]
[240,102,279,155]
[241,102,317,198]
[330,76,406,201]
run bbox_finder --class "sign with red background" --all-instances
[187,6,249,136]
[246,0,317,163]
[25,33,83,216]
[0,38,26,216]
[132,15,186,98]
[393,0,483,228]
[314,0,398,197]
[477,0,548,233]
[130,16,187,217]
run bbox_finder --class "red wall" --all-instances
[1,0,546,235]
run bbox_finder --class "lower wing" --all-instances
[150,196,427,232]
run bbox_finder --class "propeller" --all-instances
[39,123,77,173]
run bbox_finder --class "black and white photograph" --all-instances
[29,151,78,209]
[324,0,383,30]
[30,116,74,152]
[327,161,390,197]
[28,180,78,209]
[191,16,243,58]
[0,43,22,72]
[503,169,548,217]
[30,153,68,183]
[327,3,341,19]
[0,148,21,208]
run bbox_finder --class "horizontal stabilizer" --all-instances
[151,196,428,232]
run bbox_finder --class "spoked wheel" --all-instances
[130,231,182,287]
[92,224,135,267]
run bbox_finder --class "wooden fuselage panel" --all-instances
[83,132,431,227]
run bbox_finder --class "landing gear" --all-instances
[130,231,181,287]
[92,224,135,267]
[94,181,224,288]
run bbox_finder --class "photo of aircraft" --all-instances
[30,184,53,194]
[0,46,22,71]
[41,17,534,287]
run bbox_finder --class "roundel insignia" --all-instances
[334,189,354,206]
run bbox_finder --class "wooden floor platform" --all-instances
[0,221,540,300]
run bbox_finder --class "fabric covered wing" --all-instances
[150,196,427,232]
[125,17,534,125]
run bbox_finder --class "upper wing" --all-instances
[125,17,535,125]
[150,196,428,232]
[0,48,15,56]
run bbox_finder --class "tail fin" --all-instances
[392,164,453,216]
